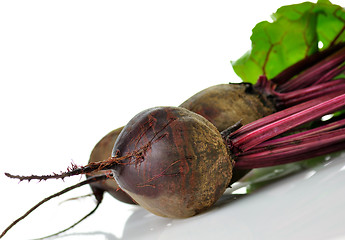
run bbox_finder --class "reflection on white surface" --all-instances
[304,170,317,179]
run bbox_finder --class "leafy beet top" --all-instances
[232,0,345,83]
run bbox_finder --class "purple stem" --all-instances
[276,47,345,92]
[229,93,345,153]
[311,64,345,86]
[274,79,345,108]
[229,93,341,140]
[243,118,345,155]
[271,43,345,85]
[235,128,345,169]
[254,76,345,109]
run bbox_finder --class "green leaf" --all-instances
[232,0,345,84]
[315,0,345,48]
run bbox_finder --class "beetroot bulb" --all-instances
[179,83,275,132]
[112,106,233,218]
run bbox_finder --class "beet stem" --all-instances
[255,77,345,109]
[252,118,345,150]
[235,128,345,169]
[271,43,345,85]
[276,46,345,92]
[312,64,345,86]
[274,79,345,108]
[230,93,345,152]
[0,174,109,239]
[229,93,341,140]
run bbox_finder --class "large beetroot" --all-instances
[111,106,233,218]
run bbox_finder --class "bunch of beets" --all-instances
[2,43,345,239]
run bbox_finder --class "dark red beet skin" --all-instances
[111,107,233,218]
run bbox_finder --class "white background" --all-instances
[1,1,344,240]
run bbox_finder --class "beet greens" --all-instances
[232,0,345,83]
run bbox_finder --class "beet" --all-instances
[180,83,275,132]
[111,106,233,218]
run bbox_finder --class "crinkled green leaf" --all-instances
[316,0,345,48]
[232,0,345,83]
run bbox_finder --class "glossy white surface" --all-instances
[1,1,345,240]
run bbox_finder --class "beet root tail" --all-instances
[0,175,109,239]
[4,156,126,182]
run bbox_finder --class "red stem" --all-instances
[274,79,345,108]
[276,47,345,92]
[235,128,345,169]
[229,93,345,153]
[311,64,345,86]
[271,43,345,85]
[229,93,341,140]
[243,118,345,155]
